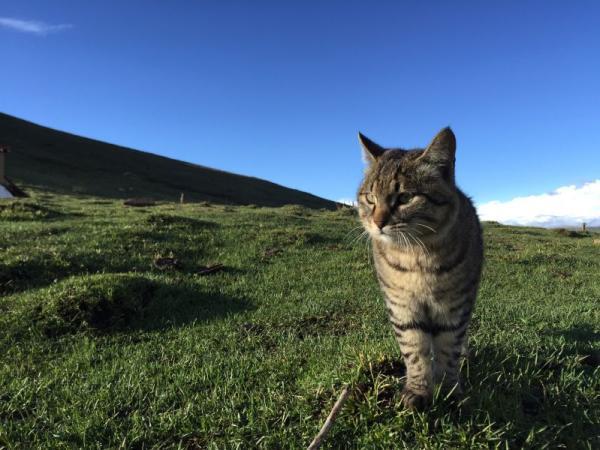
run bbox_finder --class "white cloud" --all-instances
[0,17,72,35]
[476,180,600,228]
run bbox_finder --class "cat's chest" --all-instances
[373,247,440,296]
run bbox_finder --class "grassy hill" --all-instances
[0,112,336,208]
[1,191,598,448]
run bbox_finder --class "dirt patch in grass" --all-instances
[27,274,158,336]
[238,311,362,348]
[146,213,217,229]
[313,357,405,416]
[368,357,406,378]
[291,312,361,340]
[262,247,283,261]
[153,254,181,271]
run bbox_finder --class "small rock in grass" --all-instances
[153,256,180,270]
[124,198,156,207]
[263,247,282,260]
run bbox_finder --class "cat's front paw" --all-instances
[401,387,431,411]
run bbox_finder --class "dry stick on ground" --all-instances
[307,385,351,450]
[198,263,225,276]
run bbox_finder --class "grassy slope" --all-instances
[0,113,335,209]
[0,193,598,449]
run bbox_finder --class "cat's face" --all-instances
[357,128,459,246]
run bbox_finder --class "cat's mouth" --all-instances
[378,220,437,237]
[382,223,409,233]
[371,224,408,240]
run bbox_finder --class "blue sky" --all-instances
[1,1,599,224]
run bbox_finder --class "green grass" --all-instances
[0,112,335,208]
[1,193,598,449]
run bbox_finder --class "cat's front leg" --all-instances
[393,327,433,410]
[432,328,467,397]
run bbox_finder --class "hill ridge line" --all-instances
[0,112,336,208]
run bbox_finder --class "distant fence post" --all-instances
[0,144,10,184]
[180,192,185,204]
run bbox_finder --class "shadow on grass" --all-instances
[331,342,597,448]
[0,258,73,296]
[139,280,252,331]
[0,255,147,296]
[458,343,596,447]
[546,323,600,344]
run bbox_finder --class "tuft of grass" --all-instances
[1,274,158,339]
[0,191,598,449]
[0,200,64,221]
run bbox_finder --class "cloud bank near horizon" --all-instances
[0,17,72,35]
[477,180,600,228]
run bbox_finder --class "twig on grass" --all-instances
[307,385,350,450]
[198,263,225,276]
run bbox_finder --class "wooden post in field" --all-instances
[0,145,10,184]
[180,192,185,204]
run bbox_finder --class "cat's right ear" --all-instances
[358,132,385,163]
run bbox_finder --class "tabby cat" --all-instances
[357,127,483,410]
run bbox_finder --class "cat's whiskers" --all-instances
[347,227,369,246]
[366,234,374,267]
[345,225,365,239]
[353,229,374,267]
[345,226,367,245]
[414,222,437,234]
[397,230,413,254]
[387,226,417,255]
[409,231,430,258]
[404,231,420,255]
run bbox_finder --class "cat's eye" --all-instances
[364,192,377,204]
[396,192,414,206]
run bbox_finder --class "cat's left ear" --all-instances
[358,132,385,163]
[419,127,456,181]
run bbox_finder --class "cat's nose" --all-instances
[374,219,387,230]
[373,209,390,230]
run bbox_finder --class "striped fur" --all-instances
[357,128,483,410]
